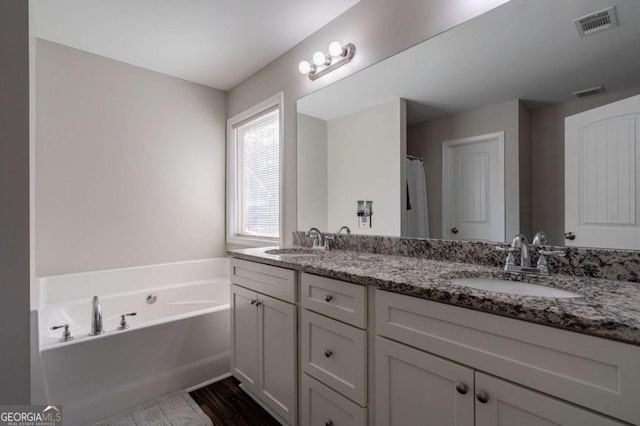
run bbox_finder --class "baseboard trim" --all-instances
[185,372,232,392]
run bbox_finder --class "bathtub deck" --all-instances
[189,377,280,425]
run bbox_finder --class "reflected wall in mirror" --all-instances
[297,0,640,249]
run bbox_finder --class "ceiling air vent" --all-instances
[573,86,605,99]
[574,7,618,38]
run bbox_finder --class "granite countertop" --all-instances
[228,246,640,346]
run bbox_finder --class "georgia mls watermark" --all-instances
[0,405,63,426]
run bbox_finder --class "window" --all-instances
[227,93,283,245]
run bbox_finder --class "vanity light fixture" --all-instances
[298,41,356,81]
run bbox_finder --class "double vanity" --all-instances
[228,236,640,426]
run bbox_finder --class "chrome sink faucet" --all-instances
[306,227,332,250]
[337,226,351,234]
[496,232,565,276]
[511,234,531,267]
[90,296,105,336]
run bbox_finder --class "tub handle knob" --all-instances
[51,324,73,342]
[117,312,137,331]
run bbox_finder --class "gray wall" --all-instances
[36,40,227,276]
[531,86,640,245]
[226,0,509,244]
[518,102,532,240]
[0,0,31,403]
[407,100,525,240]
[297,113,328,231]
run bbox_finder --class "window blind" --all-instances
[236,108,280,239]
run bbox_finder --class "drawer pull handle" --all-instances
[476,390,489,404]
[324,295,334,302]
[455,382,468,395]
[325,420,333,426]
[324,350,333,358]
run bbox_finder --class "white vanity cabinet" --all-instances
[230,259,297,425]
[230,256,640,426]
[375,289,639,425]
[299,272,369,426]
[376,335,623,426]
[474,372,623,426]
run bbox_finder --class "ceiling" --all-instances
[34,0,360,90]
[297,0,640,124]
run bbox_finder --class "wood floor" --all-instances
[189,376,281,425]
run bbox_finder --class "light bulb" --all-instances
[313,51,327,66]
[298,60,312,74]
[328,41,344,57]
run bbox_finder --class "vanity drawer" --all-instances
[230,258,296,303]
[300,373,367,426]
[301,310,367,405]
[301,273,367,328]
[376,289,640,425]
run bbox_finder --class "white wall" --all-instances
[297,113,328,231]
[0,0,31,403]
[226,0,510,245]
[36,40,227,276]
[327,99,405,235]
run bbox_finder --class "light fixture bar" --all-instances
[300,42,356,81]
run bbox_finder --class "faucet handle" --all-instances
[494,246,515,253]
[51,324,73,342]
[495,246,516,270]
[323,235,334,249]
[536,250,565,275]
[538,250,565,257]
[117,312,137,331]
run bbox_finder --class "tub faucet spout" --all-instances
[90,296,104,336]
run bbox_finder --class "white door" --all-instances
[443,132,505,242]
[230,284,259,394]
[475,372,623,426]
[258,293,297,425]
[565,94,640,249]
[375,336,474,426]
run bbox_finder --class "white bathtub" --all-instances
[34,258,231,426]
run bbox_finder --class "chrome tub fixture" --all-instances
[89,295,104,336]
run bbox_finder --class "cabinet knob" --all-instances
[250,300,256,305]
[455,382,468,395]
[476,390,489,404]
[324,349,333,358]
[451,227,459,234]
[255,301,262,307]
[325,420,333,426]
[324,294,334,302]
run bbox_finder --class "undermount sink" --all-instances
[450,278,582,298]
[265,248,322,257]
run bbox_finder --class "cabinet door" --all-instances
[475,372,624,426]
[375,336,474,426]
[258,293,297,425]
[230,284,259,394]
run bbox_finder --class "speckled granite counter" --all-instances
[228,246,640,346]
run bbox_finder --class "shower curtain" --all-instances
[406,157,429,238]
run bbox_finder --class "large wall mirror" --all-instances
[297,0,640,250]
